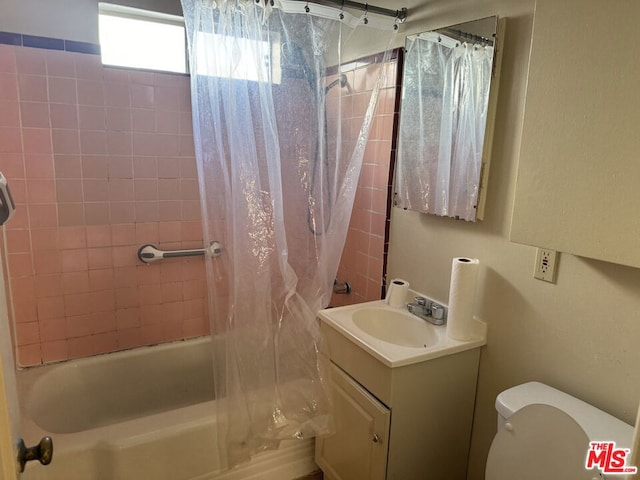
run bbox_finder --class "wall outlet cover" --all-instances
[534,248,558,283]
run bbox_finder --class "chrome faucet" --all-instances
[406,296,446,326]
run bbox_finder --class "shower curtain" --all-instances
[396,33,493,221]
[181,0,396,468]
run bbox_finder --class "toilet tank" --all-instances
[495,382,633,448]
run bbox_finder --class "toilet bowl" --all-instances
[485,382,634,480]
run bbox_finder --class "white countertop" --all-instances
[319,299,487,368]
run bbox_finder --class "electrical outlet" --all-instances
[534,248,558,283]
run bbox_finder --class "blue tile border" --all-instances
[0,31,22,46]
[23,34,65,51]
[0,31,100,55]
[65,39,101,55]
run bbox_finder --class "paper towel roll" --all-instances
[385,279,410,308]
[446,258,479,341]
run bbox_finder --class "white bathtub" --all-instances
[17,337,317,480]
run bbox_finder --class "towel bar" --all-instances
[137,241,222,264]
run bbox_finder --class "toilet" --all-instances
[486,382,634,479]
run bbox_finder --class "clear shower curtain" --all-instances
[181,0,396,468]
[396,34,493,221]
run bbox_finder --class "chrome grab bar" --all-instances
[137,241,222,264]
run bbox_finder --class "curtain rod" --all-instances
[440,28,494,47]
[264,0,408,22]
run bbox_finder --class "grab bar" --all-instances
[137,241,222,264]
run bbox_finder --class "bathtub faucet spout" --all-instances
[333,279,351,295]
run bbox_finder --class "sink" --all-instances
[318,297,487,367]
[352,308,439,348]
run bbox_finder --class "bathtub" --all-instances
[17,337,317,480]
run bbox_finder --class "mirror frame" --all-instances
[394,16,504,221]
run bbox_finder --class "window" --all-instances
[98,3,187,74]
[194,31,281,84]
[98,3,281,82]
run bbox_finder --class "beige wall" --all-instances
[0,0,99,43]
[0,254,19,479]
[358,0,640,478]
[0,0,182,43]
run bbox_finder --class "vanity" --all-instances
[315,297,486,480]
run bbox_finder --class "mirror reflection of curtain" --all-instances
[181,0,397,470]
[396,33,493,221]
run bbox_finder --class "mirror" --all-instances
[394,16,501,222]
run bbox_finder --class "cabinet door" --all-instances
[316,363,390,480]
[510,0,640,267]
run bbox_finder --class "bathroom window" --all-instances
[194,31,281,84]
[98,3,188,74]
[98,3,281,83]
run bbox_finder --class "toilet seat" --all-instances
[485,404,599,480]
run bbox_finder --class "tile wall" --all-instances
[0,43,209,366]
[0,39,398,365]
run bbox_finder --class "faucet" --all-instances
[406,296,446,326]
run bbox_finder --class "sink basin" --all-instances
[352,307,439,348]
[319,298,486,367]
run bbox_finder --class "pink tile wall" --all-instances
[331,58,398,307]
[0,44,209,366]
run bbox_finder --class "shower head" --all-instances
[325,73,351,94]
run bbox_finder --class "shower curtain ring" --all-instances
[305,2,310,13]
[363,4,369,24]
[338,0,344,19]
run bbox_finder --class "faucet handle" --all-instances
[414,296,429,306]
[431,303,445,321]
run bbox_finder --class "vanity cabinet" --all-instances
[316,364,390,480]
[316,321,481,480]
